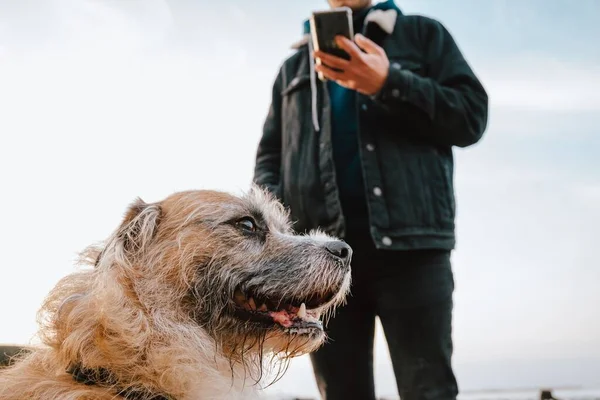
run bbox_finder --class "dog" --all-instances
[0,187,352,399]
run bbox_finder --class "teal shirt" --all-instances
[327,80,369,229]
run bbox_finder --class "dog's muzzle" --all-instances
[231,239,352,335]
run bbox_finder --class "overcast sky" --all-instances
[0,1,598,398]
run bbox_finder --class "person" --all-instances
[252,0,488,399]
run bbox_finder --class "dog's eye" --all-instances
[236,217,257,233]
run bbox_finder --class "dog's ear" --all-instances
[117,197,162,255]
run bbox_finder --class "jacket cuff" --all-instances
[371,61,434,121]
[372,61,411,102]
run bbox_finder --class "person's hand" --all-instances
[314,34,389,96]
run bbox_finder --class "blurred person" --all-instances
[253,0,488,399]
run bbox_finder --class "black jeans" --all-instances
[310,231,458,400]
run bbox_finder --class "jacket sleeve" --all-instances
[372,17,489,148]
[253,67,284,198]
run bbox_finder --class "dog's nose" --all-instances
[324,240,353,266]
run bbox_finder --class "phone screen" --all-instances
[310,8,354,60]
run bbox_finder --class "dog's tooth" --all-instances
[258,303,268,312]
[248,297,257,310]
[297,303,307,319]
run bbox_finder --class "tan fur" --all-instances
[0,187,351,399]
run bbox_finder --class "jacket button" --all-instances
[391,62,401,70]
[366,143,375,151]
[361,104,368,111]
[382,236,392,246]
[391,88,401,98]
[373,187,382,197]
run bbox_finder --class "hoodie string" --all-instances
[307,36,321,132]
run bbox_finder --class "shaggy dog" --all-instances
[0,188,352,399]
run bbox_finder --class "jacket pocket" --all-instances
[377,141,453,230]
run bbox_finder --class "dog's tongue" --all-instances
[270,310,294,327]
[269,303,321,328]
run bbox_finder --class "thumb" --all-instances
[354,34,384,56]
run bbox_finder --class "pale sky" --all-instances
[0,1,599,398]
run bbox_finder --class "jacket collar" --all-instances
[291,0,401,50]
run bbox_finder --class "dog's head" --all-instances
[93,186,352,366]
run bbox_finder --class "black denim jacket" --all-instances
[253,3,488,251]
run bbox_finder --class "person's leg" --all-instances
[309,292,376,400]
[309,233,378,400]
[375,249,458,400]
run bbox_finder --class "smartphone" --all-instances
[309,7,354,81]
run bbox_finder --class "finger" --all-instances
[354,34,385,56]
[334,35,363,60]
[315,63,347,82]
[314,51,350,70]
[336,80,357,90]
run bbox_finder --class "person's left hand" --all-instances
[314,34,389,96]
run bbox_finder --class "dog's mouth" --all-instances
[231,287,338,335]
